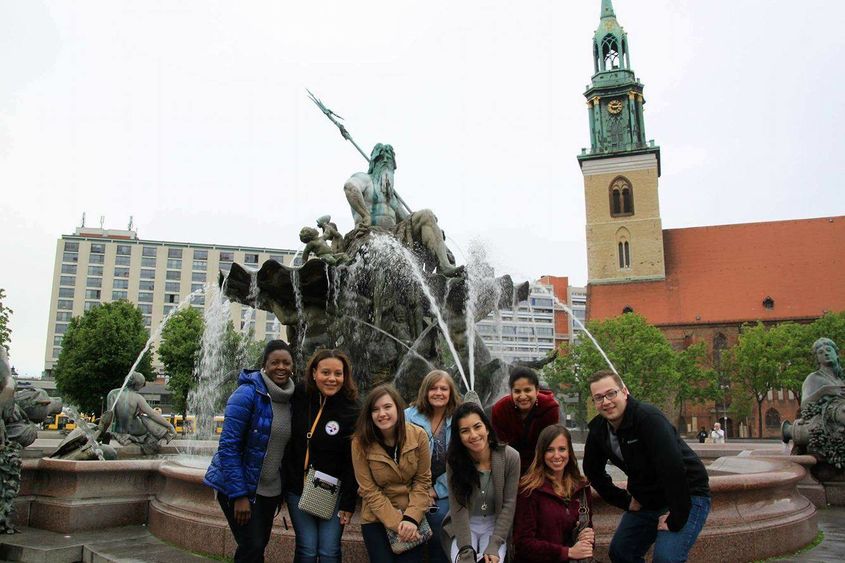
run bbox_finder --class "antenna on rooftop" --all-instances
[99,216,105,230]
[81,212,86,228]
[128,216,134,231]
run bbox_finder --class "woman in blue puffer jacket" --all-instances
[204,339,295,562]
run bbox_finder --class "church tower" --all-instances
[578,0,665,284]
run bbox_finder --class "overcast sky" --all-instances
[2,0,844,376]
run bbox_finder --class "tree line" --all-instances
[543,311,845,437]
[51,302,262,416]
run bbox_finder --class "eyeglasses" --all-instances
[592,388,621,404]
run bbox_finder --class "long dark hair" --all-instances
[447,402,500,507]
[354,384,407,451]
[305,348,358,401]
[520,424,584,498]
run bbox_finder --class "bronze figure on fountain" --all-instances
[783,337,845,476]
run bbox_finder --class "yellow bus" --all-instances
[46,413,76,432]
[172,415,196,435]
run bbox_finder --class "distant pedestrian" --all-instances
[710,422,725,444]
[697,427,707,444]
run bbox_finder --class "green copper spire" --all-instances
[578,0,660,171]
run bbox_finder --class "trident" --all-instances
[306,89,413,215]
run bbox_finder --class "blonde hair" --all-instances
[411,370,462,418]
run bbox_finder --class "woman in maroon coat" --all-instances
[490,367,560,474]
[513,424,594,562]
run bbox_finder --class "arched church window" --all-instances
[765,408,781,429]
[612,190,621,215]
[622,187,633,213]
[601,36,619,70]
[618,240,631,269]
[609,177,634,217]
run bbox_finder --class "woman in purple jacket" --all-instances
[513,424,594,562]
[204,340,295,562]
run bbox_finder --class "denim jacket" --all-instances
[405,405,451,500]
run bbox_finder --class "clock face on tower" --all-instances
[607,99,624,115]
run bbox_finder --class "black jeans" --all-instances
[361,522,425,563]
[218,493,282,562]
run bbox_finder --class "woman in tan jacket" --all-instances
[352,384,432,562]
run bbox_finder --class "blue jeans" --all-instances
[425,497,450,563]
[361,522,425,563]
[609,495,710,563]
[286,492,344,563]
[217,493,282,563]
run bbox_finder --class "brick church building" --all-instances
[577,1,845,437]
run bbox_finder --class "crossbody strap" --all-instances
[578,487,590,529]
[303,396,326,472]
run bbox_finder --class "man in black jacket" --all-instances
[583,370,710,562]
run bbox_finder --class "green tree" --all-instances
[770,322,814,407]
[727,322,805,437]
[159,307,204,416]
[218,325,264,406]
[544,313,689,426]
[0,289,12,352]
[809,311,845,352]
[673,342,720,430]
[54,301,152,414]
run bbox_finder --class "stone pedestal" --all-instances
[15,453,820,562]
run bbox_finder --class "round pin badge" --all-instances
[325,420,340,436]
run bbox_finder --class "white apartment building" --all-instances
[45,226,297,375]
[476,279,585,365]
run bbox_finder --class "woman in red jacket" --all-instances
[490,367,560,474]
[513,424,594,562]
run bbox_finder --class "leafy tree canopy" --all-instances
[726,311,845,436]
[159,307,204,415]
[544,313,712,426]
[54,301,151,414]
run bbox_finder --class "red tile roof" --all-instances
[589,216,845,325]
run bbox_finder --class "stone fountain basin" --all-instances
[16,454,816,563]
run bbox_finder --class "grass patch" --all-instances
[753,529,824,562]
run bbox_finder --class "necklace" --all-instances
[431,413,445,437]
[479,471,492,513]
